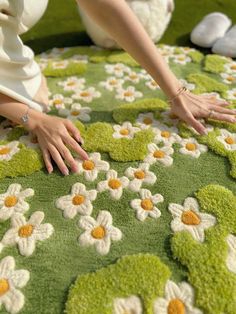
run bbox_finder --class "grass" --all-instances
[22,0,236,54]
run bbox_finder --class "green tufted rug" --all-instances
[0,44,236,314]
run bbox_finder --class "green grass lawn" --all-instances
[22,0,236,53]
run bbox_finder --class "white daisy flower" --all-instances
[57,77,86,91]
[172,54,191,65]
[112,122,141,139]
[144,143,174,166]
[154,280,203,314]
[58,103,91,122]
[130,188,163,221]
[224,61,236,74]
[179,79,196,91]
[179,47,196,54]
[18,133,39,149]
[153,124,180,145]
[125,163,157,192]
[200,92,225,102]
[69,54,88,64]
[145,79,161,90]
[104,63,131,77]
[168,197,216,242]
[113,295,143,314]
[79,210,122,255]
[49,94,73,110]
[124,71,142,84]
[226,234,236,274]
[75,152,110,182]
[55,182,97,219]
[220,73,236,85]
[51,47,70,55]
[0,211,54,257]
[139,68,152,80]
[0,184,34,221]
[160,110,180,127]
[115,86,143,102]
[72,87,101,103]
[99,76,124,91]
[0,124,12,141]
[0,256,30,314]
[226,88,236,100]
[52,60,69,69]
[136,112,160,129]
[0,141,20,161]
[216,129,236,151]
[97,170,129,200]
[178,137,208,158]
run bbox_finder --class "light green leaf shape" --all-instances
[187,73,229,94]
[204,54,229,74]
[171,184,236,314]
[65,254,170,314]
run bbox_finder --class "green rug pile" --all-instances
[0,44,236,314]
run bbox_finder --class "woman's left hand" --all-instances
[169,91,236,135]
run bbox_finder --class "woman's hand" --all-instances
[169,91,236,135]
[27,112,89,176]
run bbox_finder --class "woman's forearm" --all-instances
[0,93,44,131]
[77,0,181,98]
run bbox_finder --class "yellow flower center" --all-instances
[4,195,18,207]
[53,99,63,105]
[178,56,185,61]
[82,160,95,171]
[167,299,185,314]
[141,199,153,211]
[130,74,138,79]
[225,136,235,145]
[67,81,76,86]
[161,131,171,138]
[0,279,9,296]
[124,91,133,97]
[181,210,201,225]
[185,143,197,151]
[80,91,90,97]
[71,110,80,116]
[143,117,153,125]
[134,170,146,180]
[18,224,34,238]
[115,66,121,70]
[227,76,235,82]
[231,65,236,70]
[110,79,117,85]
[234,92,236,97]
[119,128,130,136]
[153,150,165,159]
[72,195,85,205]
[0,147,10,155]
[91,226,106,239]
[55,62,65,67]
[108,179,122,189]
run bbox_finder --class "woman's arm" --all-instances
[77,0,236,133]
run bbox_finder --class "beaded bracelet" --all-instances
[167,86,188,104]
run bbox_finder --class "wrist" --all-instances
[22,108,46,132]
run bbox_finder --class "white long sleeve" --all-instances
[0,0,48,112]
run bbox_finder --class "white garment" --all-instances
[0,0,49,113]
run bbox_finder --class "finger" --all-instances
[37,136,53,174]
[183,111,207,135]
[47,143,69,176]
[55,138,79,172]
[210,105,236,116]
[63,135,89,161]
[208,112,236,124]
[64,119,83,143]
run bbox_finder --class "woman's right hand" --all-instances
[26,111,89,176]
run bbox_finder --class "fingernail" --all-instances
[64,169,69,176]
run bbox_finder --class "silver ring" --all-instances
[208,109,215,118]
